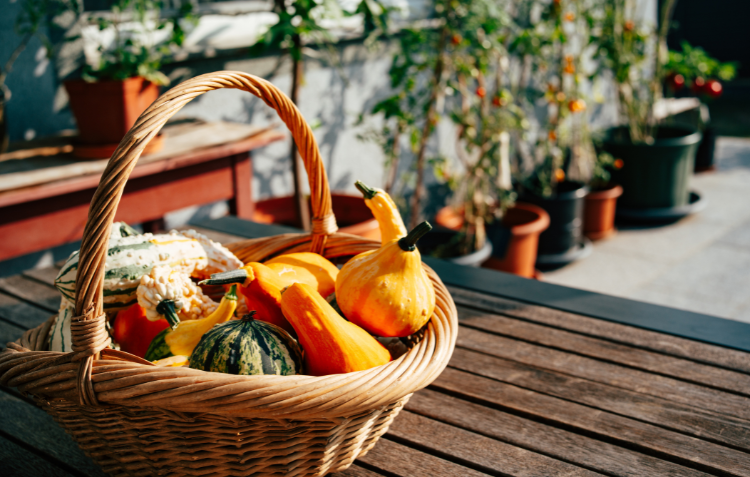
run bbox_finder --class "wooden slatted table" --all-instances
[1,217,750,477]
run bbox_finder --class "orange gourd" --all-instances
[355,180,407,244]
[281,282,391,376]
[335,221,435,337]
[200,253,339,335]
[265,252,338,296]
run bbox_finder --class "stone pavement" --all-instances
[543,137,750,324]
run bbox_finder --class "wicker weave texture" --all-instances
[38,396,408,477]
[0,71,458,476]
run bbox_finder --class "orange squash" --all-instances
[335,221,435,337]
[265,252,338,296]
[201,262,292,333]
[201,253,339,334]
[355,180,407,244]
[281,282,391,376]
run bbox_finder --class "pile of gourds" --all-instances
[50,181,437,377]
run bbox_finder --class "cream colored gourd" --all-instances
[335,221,435,337]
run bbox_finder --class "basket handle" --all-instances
[69,72,337,404]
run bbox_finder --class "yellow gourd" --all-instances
[355,181,407,244]
[145,285,238,361]
[280,283,391,376]
[335,221,436,337]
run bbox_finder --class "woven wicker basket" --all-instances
[0,71,458,476]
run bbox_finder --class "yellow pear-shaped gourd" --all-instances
[335,221,436,337]
[355,180,407,244]
[281,282,391,376]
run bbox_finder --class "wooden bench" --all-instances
[0,121,284,262]
[1,217,749,477]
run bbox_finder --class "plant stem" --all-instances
[384,121,402,194]
[410,22,449,229]
[0,32,34,93]
[289,33,311,231]
[645,0,678,139]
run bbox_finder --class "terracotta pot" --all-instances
[65,77,162,157]
[434,203,550,278]
[584,184,623,241]
[253,193,380,240]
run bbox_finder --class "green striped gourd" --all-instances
[189,312,303,376]
[54,229,242,314]
[50,225,242,352]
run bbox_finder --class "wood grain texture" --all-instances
[0,390,108,477]
[356,437,491,477]
[458,305,750,396]
[447,347,750,451]
[333,464,387,476]
[449,286,750,374]
[0,434,78,477]
[408,389,720,477]
[427,369,750,476]
[0,275,59,313]
[457,325,750,420]
[0,290,51,330]
[388,411,602,476]
[22,267,60,288]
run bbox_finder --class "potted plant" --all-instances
[512,0,601,266]
[250,0,391,234]
[1,0,82,153]
[64,0,195,158]
[582,152,623,240]
[664,41,737,172]
[592,0,703,214]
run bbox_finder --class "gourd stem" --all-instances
[224,284,238,301]
[156,300,180,329]
[241,311,258,322]
[398,221,433,251]
[355,180,377,200]
[199,269,249,286]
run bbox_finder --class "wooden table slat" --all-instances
[458,325,750,421]
[428,369,750,476]
[0,275,59,314]
[0,434,78,477]
[0,389,108,477]
[458,305,750,396]
[0,290,54,329]
[388,411,603,476]
[448,347,750,451]
[449,286,750,374]
[409,389,722,477]
[356,438,491,477]
[333,464,388,476]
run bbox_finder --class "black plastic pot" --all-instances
[694,126,717,172]
[417,228,492,267]
[521,181,588,257]
[603,126,701,209]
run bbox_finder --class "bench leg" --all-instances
[229,151,254,220]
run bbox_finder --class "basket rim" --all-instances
[0,233,458,420]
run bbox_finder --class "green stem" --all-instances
[355,180,378,199]
[156,300,180,329]
[398,221,433,252]
[199,269,249,286]
[225,284,238,301]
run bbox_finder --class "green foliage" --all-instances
[83,0,196,85]
[666,41,737,84]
